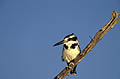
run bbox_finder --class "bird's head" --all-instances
[53,33,78,47]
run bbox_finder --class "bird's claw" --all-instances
[66,62,74,70]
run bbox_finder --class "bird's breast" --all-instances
[62,48,80,63]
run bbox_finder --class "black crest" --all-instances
[64,33,75,39]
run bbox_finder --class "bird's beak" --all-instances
[53,40,65,47]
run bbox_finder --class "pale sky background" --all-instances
[0,0,120,79]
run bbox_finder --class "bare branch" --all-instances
[54,11,120,79]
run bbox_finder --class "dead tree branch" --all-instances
[54,11,120,79]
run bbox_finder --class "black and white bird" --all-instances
[53,33,81,75]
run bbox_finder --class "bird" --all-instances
[53,33,81,75]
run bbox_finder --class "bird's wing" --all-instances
[78,45,81,53]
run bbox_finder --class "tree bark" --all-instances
[54,11,120,79]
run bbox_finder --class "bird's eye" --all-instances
[72,37,77,41]
[68,38,72,41]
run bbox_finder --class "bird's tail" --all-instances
[70,65,77,75]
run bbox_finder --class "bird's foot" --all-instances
[66,62,74,70]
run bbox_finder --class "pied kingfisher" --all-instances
[53,33,81,75]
